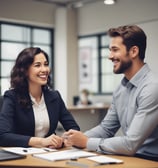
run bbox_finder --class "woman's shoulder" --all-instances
[2,89,18,102]
[3,89,16,97]
[44,89,61,99]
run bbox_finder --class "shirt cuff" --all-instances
[87,138,101,151]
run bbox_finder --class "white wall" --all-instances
[54,8,68,103]
[77,0,158,35]
[54,8,78,105]
[139,21,158,75]
[0,0,55,27]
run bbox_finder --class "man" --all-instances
[63,25,158,161]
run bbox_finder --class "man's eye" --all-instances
[112,48,118,52]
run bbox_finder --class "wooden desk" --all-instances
[0,150,157,168]
[68,104,109,112]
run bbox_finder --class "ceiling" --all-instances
[34,0,103,8]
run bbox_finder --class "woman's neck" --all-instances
[29,86,42,103]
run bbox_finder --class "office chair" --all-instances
[0,96,3,112]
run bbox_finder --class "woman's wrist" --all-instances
[28,137,44,147]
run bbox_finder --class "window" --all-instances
[78,33,122,95]
[79,36,98,93]
[0,22,54,95]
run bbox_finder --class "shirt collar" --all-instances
[30,93,44,105]
[121,63,151,88]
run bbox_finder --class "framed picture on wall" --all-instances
[79,47,92,83]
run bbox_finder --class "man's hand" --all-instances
[62,129,88,149]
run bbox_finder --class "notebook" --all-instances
[33,148,97,161]
[0,149,26,161]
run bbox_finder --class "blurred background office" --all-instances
[0,0,158,131]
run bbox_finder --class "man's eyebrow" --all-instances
[109,46,118,50]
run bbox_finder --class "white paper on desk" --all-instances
[2,147,57,155]
[33,148,97,161]
[87,155,123,164]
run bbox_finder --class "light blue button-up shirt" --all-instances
[85,64,158,157]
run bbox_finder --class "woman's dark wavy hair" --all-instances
[108,25,147,61]
[10,47,52,108]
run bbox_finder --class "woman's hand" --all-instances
[42,134,63,149]
[29,134,63,148]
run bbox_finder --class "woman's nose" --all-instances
[41,65,48,71]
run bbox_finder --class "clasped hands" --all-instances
[42,129,88,149]
[62,129,88,149]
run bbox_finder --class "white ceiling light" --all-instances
[104,0,116,5]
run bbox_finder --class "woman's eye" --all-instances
[44,62,49,67]
[34,64,40,67]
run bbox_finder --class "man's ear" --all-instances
[130,46,139,58]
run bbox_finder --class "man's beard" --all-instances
[113,54,132,74]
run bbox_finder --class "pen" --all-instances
[43,148,52,152]
[70,157,78,161]
[94,162,117,166]
[23,149,28,153]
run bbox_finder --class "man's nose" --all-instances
[108,51,113,60]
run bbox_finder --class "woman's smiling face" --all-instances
[27,52,50,88]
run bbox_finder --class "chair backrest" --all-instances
[0,96,3,112]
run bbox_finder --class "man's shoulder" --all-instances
[141,70,158,89]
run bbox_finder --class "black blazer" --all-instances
[0,89,80,147]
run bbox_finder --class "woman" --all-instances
[0,47,80,148]
[77,89,92,106]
